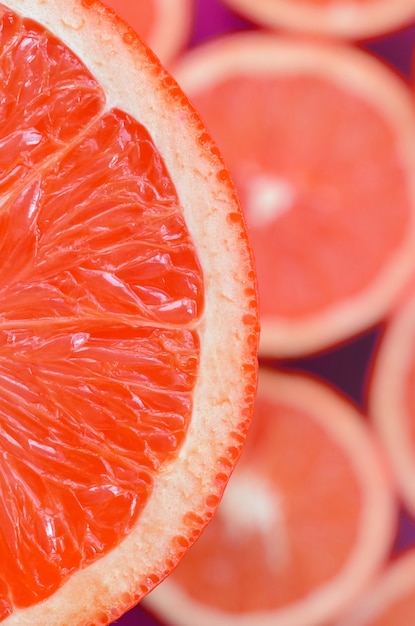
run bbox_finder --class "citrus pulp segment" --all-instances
[173,32,415,357]
[221,0,415,40]
[144,369,396,626]
[100,0,193,66]
[336,549,415,626]
[369,288,415,519]
[0,1,259,624]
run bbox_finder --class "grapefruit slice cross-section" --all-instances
[173,33,415,357]
[0,1,259,624]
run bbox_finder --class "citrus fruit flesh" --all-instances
[173,32,415,357]
[221,0,415,40]
[100,0,193,65]
[144,369,396,626]
[336,549,415,626]
[0,1,258,624]
[369,286,415,519]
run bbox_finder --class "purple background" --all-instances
[111,1,415,623]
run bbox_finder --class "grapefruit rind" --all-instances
[146,0,193,66]
[102,0,194,66]
[173,32,415,357]
[222,0,415,40]
[0,1,259,624]
[144,370,396,626]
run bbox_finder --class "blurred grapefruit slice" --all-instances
[336,549,415,626]
[369,286,415,518]
[221,0,415,40]
[173,33,415,357]
[101,0,193,65]
[0,1,258,624]
[144,369,396,626]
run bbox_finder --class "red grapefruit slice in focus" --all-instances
[0,1,259,624]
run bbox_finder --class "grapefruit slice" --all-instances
[0,1,259,624]
[221,0,415,40]
[173,32,415,357]
[369,285,415,519]
[336,549,415,626]
[144,369,396,626]
[100,0,193,66]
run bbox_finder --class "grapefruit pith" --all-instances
[0,1,259,624]
[173,32,415,357]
